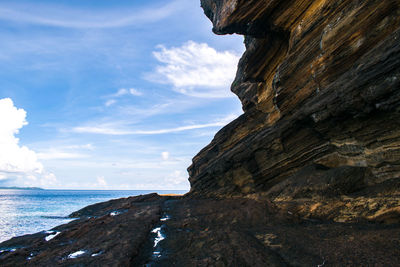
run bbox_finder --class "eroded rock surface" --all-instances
[188,0,400,207]
[1,1,399,266]
[160,198,400,266]
[2,194,399,266]
[0,194,164,266]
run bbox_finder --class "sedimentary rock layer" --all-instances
[188,0,400,199]
[2,194,399,266]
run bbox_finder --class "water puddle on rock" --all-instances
[149,213,170,261]
[67,250,87,259]
[44,231,60,241]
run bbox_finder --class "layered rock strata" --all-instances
[1,1,400,266]
[188,0,400,205]
[2,195,399,266]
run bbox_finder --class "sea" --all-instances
[0,189,187,243]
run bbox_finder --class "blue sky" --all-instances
[0,0,244,190]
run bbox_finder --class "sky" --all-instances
[0,0,244,190]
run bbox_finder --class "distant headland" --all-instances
[0,186,44,190]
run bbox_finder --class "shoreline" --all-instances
[0,189,187,244]
[0,193,399,266]
[0,0,399,265]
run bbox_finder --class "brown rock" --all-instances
[2,1,400,266]
[189,0,400,204]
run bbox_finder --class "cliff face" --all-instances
[1,2,399,266]
[188,0,400,204]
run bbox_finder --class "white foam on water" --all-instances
[68,250,86,259]
[45,232,60,241]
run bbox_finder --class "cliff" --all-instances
[187,0,400,222]
[0,1,399,266]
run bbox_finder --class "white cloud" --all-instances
[111,88,142,97]
[96,176,107,187]
[112,88,129,97]
[151,41,240,98]
[131,122,227,135]
[164,170,188,186]
[72,125,133,135]
[66,143,94,150]
[161,151,170,160]
[105,99,117,107]
[39,172,58,187]
[129,88,143,96]
[37,151,88,160]
[73,122,222,135]
[0,98,43,175]
[71,113,239,135]
[36,143,93,160]
[0,1,183,29]
[104,88,143,107]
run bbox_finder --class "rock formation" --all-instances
[188,0,400,215]
[0,1,399,266]
[2,193,399,266]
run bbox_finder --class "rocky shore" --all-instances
[0,193,399,266]
[1,0,399,265]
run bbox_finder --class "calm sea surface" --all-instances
[0,189,187,243]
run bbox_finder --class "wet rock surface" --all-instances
[1,0,400,266]
[0,194,165,266]
[1,194,399,266]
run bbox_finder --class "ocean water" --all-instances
[0,189,186,243]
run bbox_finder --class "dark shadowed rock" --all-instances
[1,1,399,266]
[187,1,400,221]
[1,193,399,266]
[0,194,164,266]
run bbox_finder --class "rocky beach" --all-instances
[1,0,399,266]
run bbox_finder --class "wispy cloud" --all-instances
[95,176,107,188]
[72,122,224,135]
[37,151,88,160]
[104,88,143,107]
[128,88,143,96]
[0,1,183,29]
[116,97,204,119]
[149,41,240,98]
[161,151,170,161]
[105,99,117,107]
[71,114,238,135]
[110,88,143,97]
[36,143,94,160]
